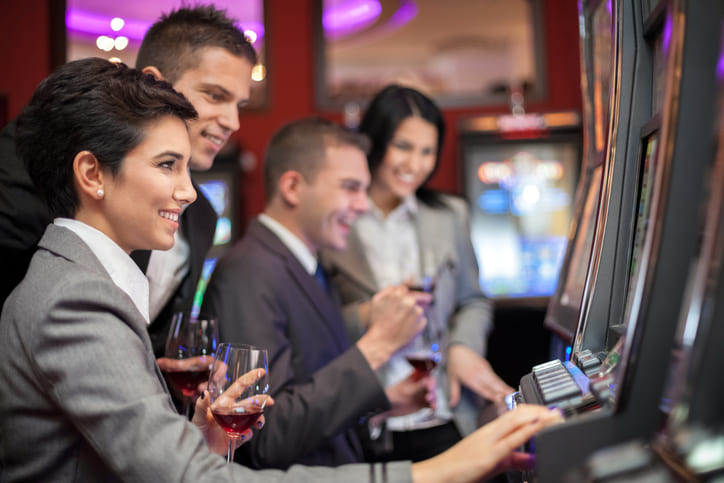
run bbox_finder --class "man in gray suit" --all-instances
[202,118,435,469]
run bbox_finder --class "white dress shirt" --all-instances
[54,218,150,323]
[145,227,190,322]
[258,213,318,275]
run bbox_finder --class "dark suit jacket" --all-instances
[202,219,390,470]
[134,184,217,357]
[0,119,51,309]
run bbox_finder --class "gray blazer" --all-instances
[0,224,411,482]
[322,194,493,435]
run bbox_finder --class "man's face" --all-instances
[296,144,371,252]
[171,46,253,171]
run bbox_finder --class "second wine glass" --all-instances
[208,343,270,463]
[162,312,218,418]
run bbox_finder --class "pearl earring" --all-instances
[97,188,104,198]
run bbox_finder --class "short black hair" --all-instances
[136,4,258,84]
[358,84,446,203]
[263,117,371,200]
[15,57,198,218]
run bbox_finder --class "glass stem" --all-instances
[227,439,236,463]
[182,397,191,420]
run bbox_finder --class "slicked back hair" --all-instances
[136,4,258,84]
[15,57,198,218]
[263,117,371,200]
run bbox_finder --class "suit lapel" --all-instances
[39,225,169,390]
[414,201,449,269]
[248,220,350,352]
[322,228,378,294]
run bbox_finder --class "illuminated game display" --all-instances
[461,113,581,301]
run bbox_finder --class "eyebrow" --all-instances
[201,83,249,109]
[154,151,186,160]
[340,178,367,188]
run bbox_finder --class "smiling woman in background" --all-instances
[324,84,515,462]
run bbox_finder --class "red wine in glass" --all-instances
[212,403,265,437]
[163,369,211,398]
[163,312,218,418]
[406,351,440,380]
[208,343,270,463]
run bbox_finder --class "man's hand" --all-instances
[447,345,514,409]
[410,404,564,483]
[385,373,436,417]
[356,285,432,328]
[357,286,428,370]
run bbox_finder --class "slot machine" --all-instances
[508,0,722,480]
[579,9,724,481]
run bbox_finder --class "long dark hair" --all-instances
[358,84,446,206]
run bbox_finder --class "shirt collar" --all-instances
[54,218,150,323]
[368,194,418,221]
[258,213,318,275]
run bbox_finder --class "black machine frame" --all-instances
[521,0,722,480]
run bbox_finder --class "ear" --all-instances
[277,170,306,207]
[142,65,165,81]
[73,150,106,202]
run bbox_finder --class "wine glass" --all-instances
[406,248,439,293]
[162,311,218,419]
[208,343,270,463]
[403,249,443,418]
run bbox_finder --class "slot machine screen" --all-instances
[192,170,238,257]
[592,0,613,154]
[190,165,240,315]
[464,140,579,299]
[547,164,603,338]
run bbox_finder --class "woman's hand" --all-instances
[411,404,564,483]
[193,368,275,456]
[447,345,515,408]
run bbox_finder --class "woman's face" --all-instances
[101,116,196,253]
[372,116,438,202]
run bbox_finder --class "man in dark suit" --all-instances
[202,118,434,470]
[0,6,255,356]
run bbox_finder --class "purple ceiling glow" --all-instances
[387,0,418,29]
[323,0,381,37]
[67,9,150,40]
[66,8,265,42]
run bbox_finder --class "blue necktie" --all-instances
[314,263,328,293]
